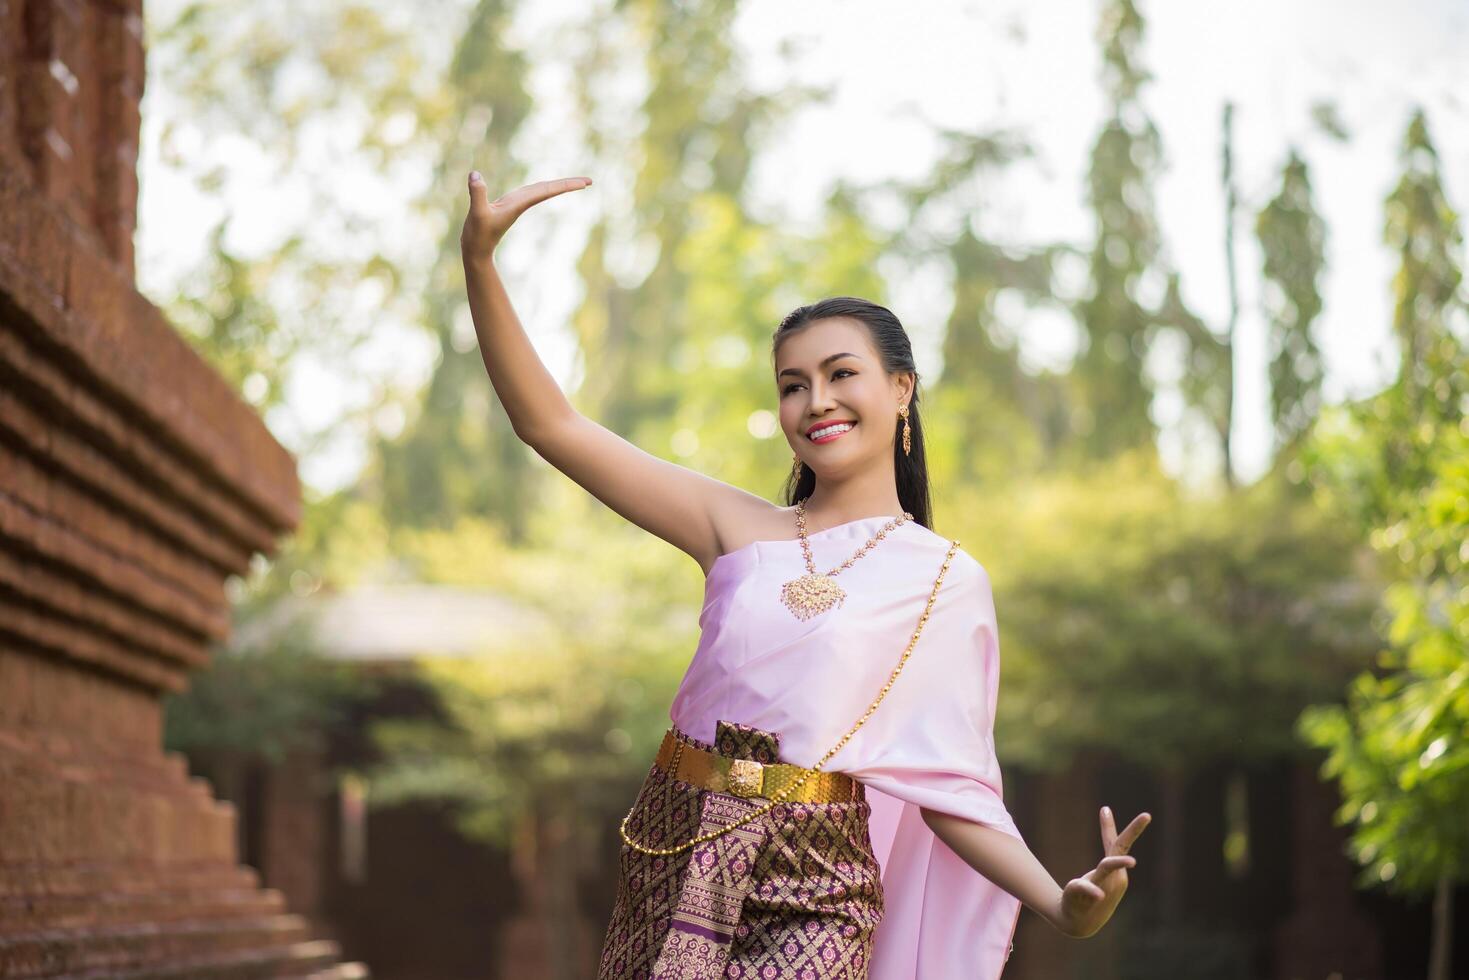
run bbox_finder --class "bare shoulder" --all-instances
[699,497,802,576]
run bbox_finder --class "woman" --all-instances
[460,173,1152,979]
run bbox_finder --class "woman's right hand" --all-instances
[460,173,593,262]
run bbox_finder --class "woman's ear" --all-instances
[896,369,916,407]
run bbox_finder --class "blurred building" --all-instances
[220,583,590,980]
[0,0,362,974]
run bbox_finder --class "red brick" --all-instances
[0,489,229,647]
[0,312,284,561]
[0,8,357,974]
[0,443,231,635]
[0,384,256,573]
[5,171,70,304]
[0,1,17,159]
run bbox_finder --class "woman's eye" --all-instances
[782,369,855,395]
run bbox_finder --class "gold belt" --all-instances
[653,728,864,804]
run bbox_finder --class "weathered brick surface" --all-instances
[0,489,227,650]
[0,318,287,562]
[0,647,161,747]
[0,2,21,172]
[0,443,235,613]
[0,547,211,670]
[0,3,364,975]
[0,382,256,573]
[0,175,302,536]
[93,3,143,270]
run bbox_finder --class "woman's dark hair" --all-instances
[772,296,933,530]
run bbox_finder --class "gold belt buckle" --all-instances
[726,758,765,798]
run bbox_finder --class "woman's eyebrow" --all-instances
[777,352,862,379]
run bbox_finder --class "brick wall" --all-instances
[0,0,364,974]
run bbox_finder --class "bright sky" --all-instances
[137,0,1469,494]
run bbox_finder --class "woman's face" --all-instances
[775,316,912,473]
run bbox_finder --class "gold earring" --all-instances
[898,405,911,456]
[791,452,803,480]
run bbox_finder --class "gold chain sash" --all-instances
[619,539,962,856]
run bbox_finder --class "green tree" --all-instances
[165,618,376,764]
[877,129,1072,484]
[1256,149,1327,456]
[1072,0,1164,459]
[146,0,460,806]
[947,450,1379,928]
[371,0,544,534]
[1385,110,1464,429]
[565,0,812,440]
[144,0,453,453]
[1297,107,1468,980]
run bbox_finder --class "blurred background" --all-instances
[37,0,1469,976]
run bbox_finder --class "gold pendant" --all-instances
[780,572,847,621]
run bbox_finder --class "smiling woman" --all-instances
[459,176,1150,978]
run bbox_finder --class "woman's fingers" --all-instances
[467,171,491,211]
[493,176,593,215]
[1115,812,1151,853]
[1097,855,1136,873]
[1100,806,1151,854]
[518,176,592,213]
[462,174,592,259]
[1069,878,1106,901]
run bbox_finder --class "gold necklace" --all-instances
[778,499,913,621]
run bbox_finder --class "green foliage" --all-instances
[372,0,541,534]
[1297,420,1469,895]
[364,487,701,846]
[1295,107,1469,902]
[567,0,800,443]
[880,128,1072,481]
[1384,109,1465,426]
[948,450,1378,771]
[163,487,397,763]
[1072,0,1165,458]
[145,0,456,471]
[1256,150,1327,453]
[164,616,378,763]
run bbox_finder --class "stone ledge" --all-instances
[0,913,316,977]
[0,165,300,537]
[0,384,256,577]
[0,319,283,561]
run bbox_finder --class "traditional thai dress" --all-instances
[597,516,1024,979]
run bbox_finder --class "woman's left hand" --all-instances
[1054,805,1151,938]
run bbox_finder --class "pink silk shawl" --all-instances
[668,515,1025,980]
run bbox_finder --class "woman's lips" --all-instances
[808,421,856,443]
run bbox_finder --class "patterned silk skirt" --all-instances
[597,719,885,979]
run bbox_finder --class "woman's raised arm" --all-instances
[460,172,771,574]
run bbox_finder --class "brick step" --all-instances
[0,885,287,933]
[43,938,351,980]
[0,860,261,900]
[0,730,193,787]
[0,912,313,978]
[304,962,370,980]
[0,753,223,808]
[0,772,237,867]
